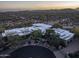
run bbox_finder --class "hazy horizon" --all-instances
[0,1,79,12]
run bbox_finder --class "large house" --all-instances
[2,23,74,44]
[2,23,52,37]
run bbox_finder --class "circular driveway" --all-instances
[9,45,56,58]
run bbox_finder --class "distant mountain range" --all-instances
[0,8,79,12]
[0,9,28,12]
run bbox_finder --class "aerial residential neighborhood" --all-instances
[0,1,79,58]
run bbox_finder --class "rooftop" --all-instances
[53,28,74,41]
[2,23,74,41]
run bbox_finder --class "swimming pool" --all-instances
[9,45,56,58]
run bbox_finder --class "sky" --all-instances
[0,1,79,11]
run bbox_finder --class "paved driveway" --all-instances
[62,38,79,54]
[54,38,79,58]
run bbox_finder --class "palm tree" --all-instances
[29,30,43,43]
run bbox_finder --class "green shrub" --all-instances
[72,27,79,38]
[53,23,63,28]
